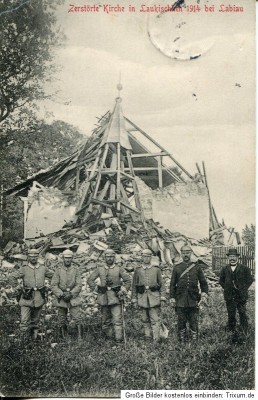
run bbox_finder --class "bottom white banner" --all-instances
[121,390,255,400]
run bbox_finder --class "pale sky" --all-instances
[41,0,255,234]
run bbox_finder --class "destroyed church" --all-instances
[3,84,240,270]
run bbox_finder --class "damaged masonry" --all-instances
[0,85,241,319]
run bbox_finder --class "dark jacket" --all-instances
[169,261,208,307]
[219,263,254,302]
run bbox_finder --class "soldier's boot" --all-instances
[190,329,198,342]
[114,325,123,343]
[179,329,186,343]
[152,324,161,342]
[102,326,113,339]
[60,325,68,340]
[20,329,30,341]
[32,328,38,341]
[144,323,152,341]
[77,325,83,341]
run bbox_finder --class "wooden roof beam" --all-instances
[131,152,168,158]
[125,116,193,180]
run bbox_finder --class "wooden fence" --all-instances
[212,246,255,276]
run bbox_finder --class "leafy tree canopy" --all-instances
[0,0,64,124]
[242,224,255,249]
[0,119,84,188]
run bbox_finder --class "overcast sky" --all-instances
[42,0,255,234]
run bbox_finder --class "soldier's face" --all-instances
[142,255,151,264]
[181,250,192,262]
[29,255,38,265]
[228,255,238,265]
[63,256,73,267]
[105,255,115,265]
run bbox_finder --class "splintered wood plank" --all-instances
[77,147,101,209]
[109,183,116,200]
[116,142,121,211]
[110,151,118,169]
[92,143,109,198]
[157,156,163,189]
[98,180,111,201]
[120,201,140,214]
[126,222,132,234]
[126,150,142,211]
[120,184,130,204]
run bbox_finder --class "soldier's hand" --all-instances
[170,298,176,307]
[160,300,166,309]
[118,287,127,299]
[63,292,72,302]
[200,293,208,306]
[132,301,138,310]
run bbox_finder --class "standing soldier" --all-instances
[169,244,208,343]
[8,248,53,340]
[51,249,83,340]
[219,248,254,333]
[87,249,131,343]
[131,249,166,342]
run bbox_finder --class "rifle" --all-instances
[41,288,49,341]
[121,299,127,349]
[117,287,127,348]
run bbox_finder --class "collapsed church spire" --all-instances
[100,88,132,150]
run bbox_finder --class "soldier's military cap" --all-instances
[63,249,74,257]
[180,244,192,252]
[142,249,152,256]
[105,249,116,255]
[28,249,39,255]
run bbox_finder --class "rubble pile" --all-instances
[0,215,219,315]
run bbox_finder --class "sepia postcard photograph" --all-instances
[0,0,255,397]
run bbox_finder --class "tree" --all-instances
[242,224,255,249]
[0,119,84,245]
[0,119,84,187]
[0,0,64,124]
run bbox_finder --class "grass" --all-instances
[0,288,255,396]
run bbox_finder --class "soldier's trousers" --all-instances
[177,307,199,335]
[226,299,248,331]
[57,306,81,326]
[101,304,122,340]
[20,306,42,331]
[141,307,161,340]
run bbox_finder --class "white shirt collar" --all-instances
[105,264,115,269]
[142,264,152,270]
[28,262,40,270]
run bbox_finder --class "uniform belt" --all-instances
[24,286,45,291]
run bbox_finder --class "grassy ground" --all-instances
[0,288,255,397]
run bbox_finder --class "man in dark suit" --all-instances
[219,248,254,333]
[170,244,208,342]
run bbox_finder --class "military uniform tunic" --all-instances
[51,263,82,325]
[132,265,166,308]
[88,263,131,341]
[8,262,53,331]
[88,264,131,305]
[170,261,208,307]
[132,264,166,341]
[170,261,208,338]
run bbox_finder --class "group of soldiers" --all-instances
[6,244,254,344]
